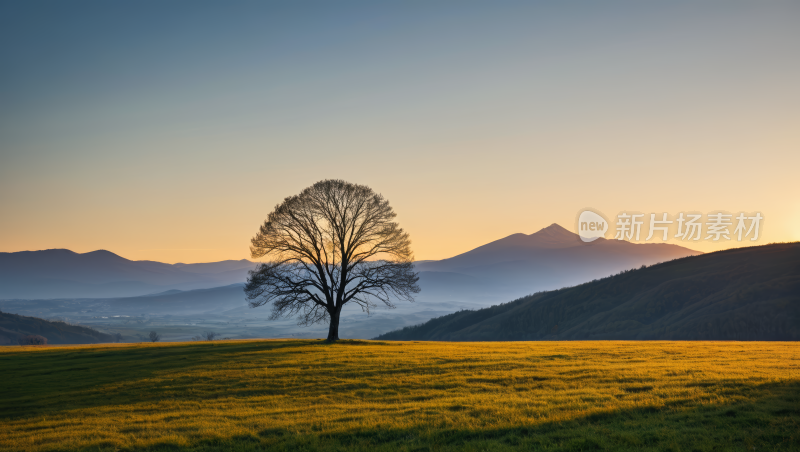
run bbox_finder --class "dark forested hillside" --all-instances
[376,242,800,341]
[0,311,116,345]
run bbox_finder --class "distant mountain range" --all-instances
[415,224,701,301]
[0,224,700,301]
[0,223,707,342]
[0,249,256,299]
[376,242,800,341]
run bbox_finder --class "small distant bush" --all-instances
[149,331,160,342]
[193,331,217,341]
[18,335,47,346]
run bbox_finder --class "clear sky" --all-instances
[1,1,798,263]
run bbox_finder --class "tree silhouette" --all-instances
[245,179,419,341]
[148,331,160,342]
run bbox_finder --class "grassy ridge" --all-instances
[1,340,799,451]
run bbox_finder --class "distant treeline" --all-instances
[0,311,116,345]
[377,242,800,341]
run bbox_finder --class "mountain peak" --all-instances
[82,249,128,260]
[536,223,572,234]
[526,223,579,247]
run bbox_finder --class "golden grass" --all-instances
[1,340,799,451]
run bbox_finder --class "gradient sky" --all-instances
[1,1,799,263]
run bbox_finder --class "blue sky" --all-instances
[1,1,799,262]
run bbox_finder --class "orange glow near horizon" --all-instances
[1,3,798,264]
[0,205,795,264]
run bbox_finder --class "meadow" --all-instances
[1,340,798,451]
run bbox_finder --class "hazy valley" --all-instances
[0,224,703,343]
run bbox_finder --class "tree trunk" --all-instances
[326,309,341,342]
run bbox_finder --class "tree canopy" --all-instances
[244,179,419,341]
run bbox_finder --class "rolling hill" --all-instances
[376,242,800,341]
[0,311,116,345]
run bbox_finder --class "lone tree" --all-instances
[245,179,420,342]
[149,331,160,342]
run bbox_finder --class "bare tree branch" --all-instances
[245,180,419,341]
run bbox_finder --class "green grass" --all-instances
[1,340,799,451]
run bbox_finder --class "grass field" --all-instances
[1,340,799,451]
